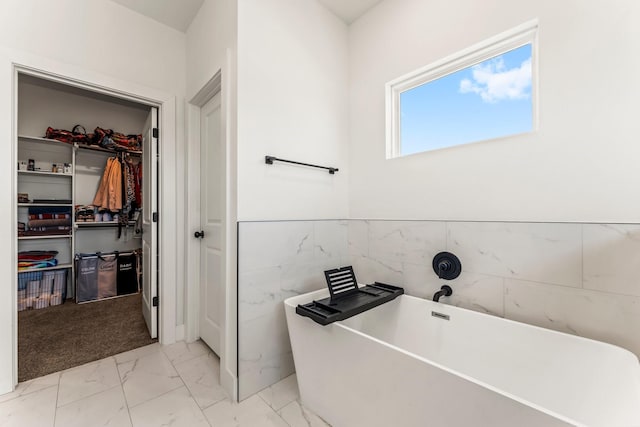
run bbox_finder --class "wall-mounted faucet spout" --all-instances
[432,285,453,302]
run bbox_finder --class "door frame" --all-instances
[1,49,178,394]
[185,49,238,401]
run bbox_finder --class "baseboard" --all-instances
[221,364,237,402]
[175,324,185,342]
[0,378,13,396]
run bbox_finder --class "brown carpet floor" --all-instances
[18,293,156,382]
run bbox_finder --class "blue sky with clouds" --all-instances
[400,44,533,155]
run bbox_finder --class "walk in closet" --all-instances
[16,74,158,381]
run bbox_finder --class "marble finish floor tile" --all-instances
[0,372,59,404]
[279,400,330,427]
[258,374,299,411]
[55,385,131,427]
[174,351,227,409]
[129,386,209,427]
[118,350,183,408]
[114,343,161,365]
[0,342,324,427]
[161,340,210,365]
[0,384,58,427]
[203,395,290,427]
[57,358,121,407]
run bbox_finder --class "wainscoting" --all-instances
[238,219,640,400]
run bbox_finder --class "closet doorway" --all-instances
[15,72,159,382]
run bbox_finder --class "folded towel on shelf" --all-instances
[18,251,58,262]
[18,260,58,271]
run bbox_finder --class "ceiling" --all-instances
[110,0,205,32]
[111,0,383,32]
[317,0,384,24]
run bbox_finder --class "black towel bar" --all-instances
[265,155,338,174]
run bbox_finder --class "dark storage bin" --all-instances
[76,254,98,303]
[117,252,138,295]
[76,251,140,303]
[97,254,117,299]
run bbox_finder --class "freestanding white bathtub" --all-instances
[285,288,640,427]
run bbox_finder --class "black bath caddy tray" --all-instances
[296,266,404,326]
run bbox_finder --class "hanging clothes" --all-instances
[123,159,136,211]
[93,157,123,211]
[134,162,142,208]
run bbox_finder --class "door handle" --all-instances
[194,230,205,239]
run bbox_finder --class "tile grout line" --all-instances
[55,357,124,409]
[122,346,212,425]
[121,381,135,427]
[168,350,211,426]
[52,373,61,427]
[175,351,229,412]
[166,352,214,427]
[126,381,186,410]
[115,350,175,410]
[123,346,209,424]
[0,380,58,405]
[255,391,293,427]
[57,382,124,409]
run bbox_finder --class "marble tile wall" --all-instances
[237,219,640,401]
[238,220,348,401]
[348,220,640,357]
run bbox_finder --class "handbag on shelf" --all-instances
[71,125,94,145]
[45,125,93,145]
[45,126,74,143]
[93,127,142,151]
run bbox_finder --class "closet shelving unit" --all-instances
[18,134,142,299]
[18,135,74,289]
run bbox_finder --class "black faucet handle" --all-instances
[437,260,451,278]
[432,252,462,280]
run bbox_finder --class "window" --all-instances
[386,20,538,158]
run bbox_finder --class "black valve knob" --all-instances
[438,260,452,275]
[432,252,462,280]
[194,230,205,239]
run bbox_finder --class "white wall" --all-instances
[237,0,349,221]
[18,77,150,138]
[1,0,186,96]
[0,0,187,394]
[186,0,237,101]
[185,0,239,398]
[348,0,640,222]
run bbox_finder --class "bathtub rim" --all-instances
[285,288,640,427]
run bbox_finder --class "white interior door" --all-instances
[142,107,158,339]
[198,94,223,355]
